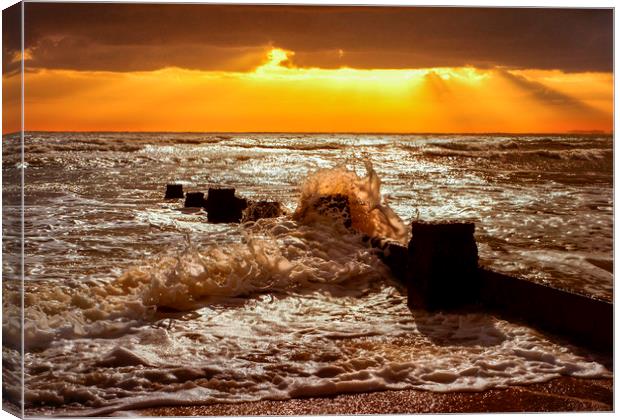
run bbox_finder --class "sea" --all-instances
[1,132,613,416]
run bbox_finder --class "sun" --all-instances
[3,45,612,134]
[268,48,292,65]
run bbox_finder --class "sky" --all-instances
[2,3,614,134]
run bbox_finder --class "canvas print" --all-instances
[1,1,614,417]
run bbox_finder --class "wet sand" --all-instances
[140,377,612,416]
[3,375,611,416]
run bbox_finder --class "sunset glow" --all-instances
[2,4,613,134]
[3,48,612,134]
[2,5,615,415]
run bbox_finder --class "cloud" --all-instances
[499,70,600,113]
[4,4,612,73]
[25,39,270,73]
[2,2,22,76]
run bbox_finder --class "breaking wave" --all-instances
[8,161,401,347]
[227,142,345,151]
[294,161,408,242]
[3,153,611,416]
[422,147,611,162]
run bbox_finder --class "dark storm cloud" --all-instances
[2,2,22,76]
[7,3,613,73]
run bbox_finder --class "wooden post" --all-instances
[164,184,184,199]
[184,191,205,208]
[373,220,612,353]
[407,221,480,311]
[204,188,248,223]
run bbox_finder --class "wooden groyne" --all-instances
[479,268,612,351]
[162,185,612,351]
[381,221,613,352]
[164,185,285,223]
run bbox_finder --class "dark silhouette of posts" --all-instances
[204,188,248,223]
[242,201,286,222]
[377,220,611,352]
[407,221,480,311]
[184,192,205,208]
[164,184,184,199]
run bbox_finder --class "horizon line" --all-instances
[2,129,613,136]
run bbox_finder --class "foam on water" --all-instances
[7,163,400,348]
[13,276,610,416]
[294,161,408,243]
[3,133,613,415]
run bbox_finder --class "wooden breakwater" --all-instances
[165,184,285,223]
[163,186,612,352]
[478,268,612,351]
[380,221,612,352]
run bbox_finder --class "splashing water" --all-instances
[294,161,409,243]
[10,162,404,348]
[2,139,611,416]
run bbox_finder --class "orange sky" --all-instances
[3,48,612,134]
[2,5,613,134]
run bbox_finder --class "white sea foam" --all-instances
[293,161,409,243]
[4,134,612,415]
[20,289,610,416]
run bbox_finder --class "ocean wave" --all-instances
[10,161,405,349]
[21,135,230,156]
[226,142,345,151]
[22,300,609,416]
[422,147,612,162]
[24,141,144,154]
[8,153,612,415]
[294,161,408,243]
[533,148,613,161]
[432,140,521,151]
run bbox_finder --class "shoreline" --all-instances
[137,377,612,417]
[4,369,612,417]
